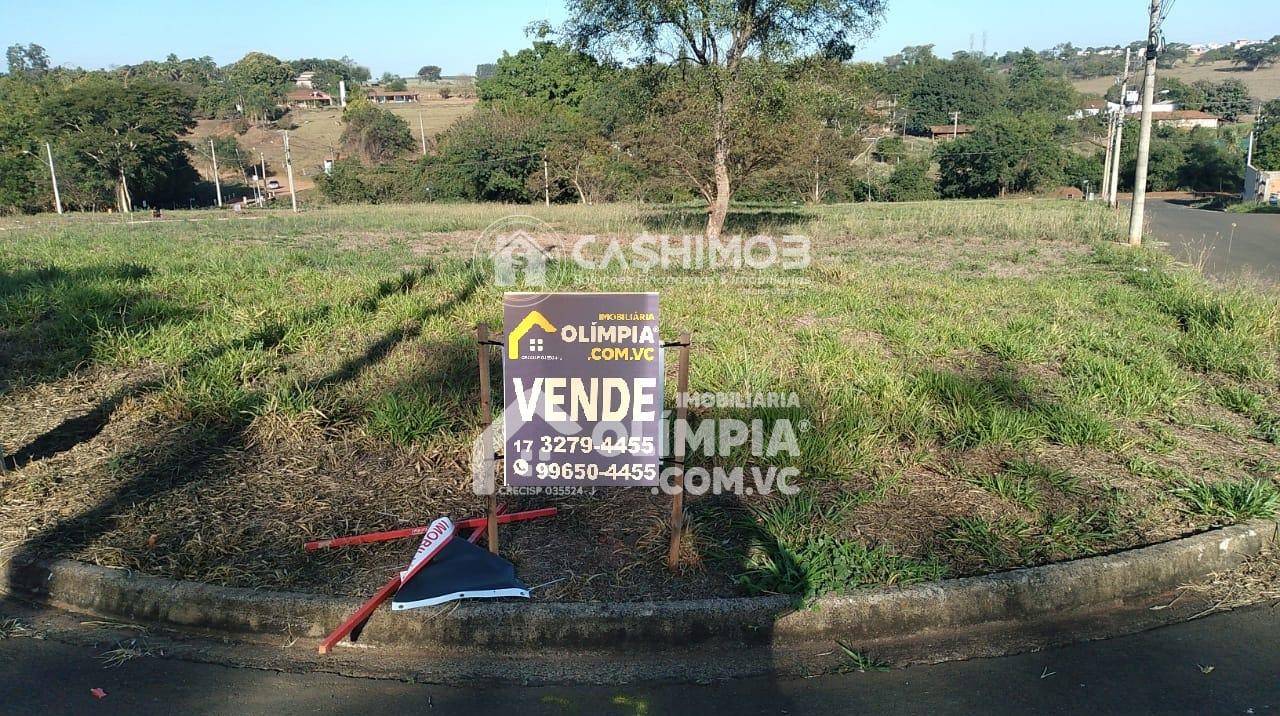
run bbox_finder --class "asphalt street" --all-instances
[1,602,1277,715]
[1144,199,1279,284]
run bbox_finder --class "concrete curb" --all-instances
[3,521,1275,655]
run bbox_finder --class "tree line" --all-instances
[0,45,377,213]
[318,40,1097,211]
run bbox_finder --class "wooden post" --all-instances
[667,332,691,571]
[476,323,499,554]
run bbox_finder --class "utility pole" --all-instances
[1107,48,1132,208]
[1127,0,1162,246]
[45,142,63,215]
[951,111,960,140]
[1100,110,1115,200]
[418,112,427,155]
[283,131,298,213]
[209,138,223,208]
[259,151,268,204]
[543,153,550,206]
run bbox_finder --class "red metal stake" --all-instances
[304,508,557,551]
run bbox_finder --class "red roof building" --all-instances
[285,89,334,109]
[929,124,974,141]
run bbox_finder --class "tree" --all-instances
[228,52,292,88]
[935,112,1066,197]
[431,105,545,201]
[5,43,50,76]
[760,59,877,203]
[1233,41,1280,72]
[1254,99,1280,171]
[477,42,604,107]
[1006,48,1077,115]
[1177,135,1242,192]
[626,61,817,207]
[884,157,936,201]
[562,0,886,240]
[340,56,372,84]
[1254,123,1280,171]
[417,65,442,81]
[1195,79,1253,122]
[380,72,407,91]
[224,52,293,122]
[0,76,47,213]
[1159,77,1205,111]
[1157,42,1190,69]
[40,76,198,212]
[339,98,415,162]
[475,63,498,79]
[872,135,905,163]
[901,55,1003,133]
[210,135,255,178]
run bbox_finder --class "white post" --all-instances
[210,138,223,208]
[951,111,960,139]
[283,131,298,213]
[339,80,347,107]
[119,171,132,214]
[1108,48,1132,209]
[543,154,550,206]
[1127,0,1162,246]
[45,142,63,214]
[1100,111,1115,200]
[418,112,427,155]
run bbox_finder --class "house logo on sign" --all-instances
[506,310,557,360]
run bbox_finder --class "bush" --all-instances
[884,158,937,201]
[316,159,425,203]
[339,99,415,162]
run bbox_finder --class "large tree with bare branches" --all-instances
[561,0,885,239]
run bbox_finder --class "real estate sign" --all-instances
[502,293,663,487]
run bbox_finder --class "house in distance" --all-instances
[366,89,421,104]
[285,89,335,109]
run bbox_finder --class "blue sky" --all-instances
[2,0,1276,76]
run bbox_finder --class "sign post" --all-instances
[476,323,499,554]
[667,332,691,570]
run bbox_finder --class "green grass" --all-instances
[1171,477,1280,522]
[943,516,1038,570]
[1004,457,1082,495]
[735,492,946,598]
[967,471,1043,510]
[836,643,892,673]
[1212,385,1280,444]
[1225,202,1280,215]
[2,198,1279,599]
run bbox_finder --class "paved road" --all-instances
[1144,199,1280,284]
[1,603,1277,715]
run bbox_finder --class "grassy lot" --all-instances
[1072,59,1280,101]
[187,98,478,191]
[1,200,1278,602]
